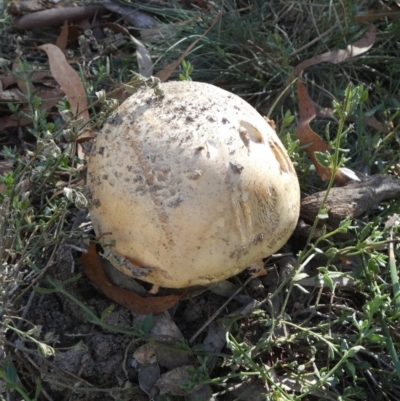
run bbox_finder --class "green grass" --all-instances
[1,0,400,400]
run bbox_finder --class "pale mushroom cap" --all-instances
[87,81,300,288]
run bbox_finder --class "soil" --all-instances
[7,247,284,401]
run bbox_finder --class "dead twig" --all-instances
[301,174,400,224]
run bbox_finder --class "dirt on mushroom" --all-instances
[86,81,300,289]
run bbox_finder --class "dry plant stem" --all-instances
[10,244,59,305]
[212,377,254,398]
[4,225,40,298]
[189,276,253,344]
[10,290,36,342]
[228,335,292,401]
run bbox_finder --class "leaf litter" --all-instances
[296,80,354,185]
[290,25,376,80]
[81,243,182,315]
[293,26,377,185]
[3,3,400,401]
[38,44,90,125]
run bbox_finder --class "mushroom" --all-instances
[87,81,300,289]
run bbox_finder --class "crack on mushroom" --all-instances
[230,161,244,174]
[269,139,295,175]
[204,140,218,159]
[239,121,264,144]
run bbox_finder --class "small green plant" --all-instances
[179,59,194,81]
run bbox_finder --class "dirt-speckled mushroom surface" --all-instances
[87,81,300,288]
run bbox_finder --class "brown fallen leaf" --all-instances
[12,58,35,95]
[1,76,17,90]
[194,0,210,10]
[1,71,52,92]
[81,243,182,315]
[64,25,85,46]
[155,12,221,82]
[0,88,64,130]
[38,44,89,125]
[14,6,106,30]
[289,26,376,82]
[296,80,351,185]
[56,21,69,53]
[49,47,88,152]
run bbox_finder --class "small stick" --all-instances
[189,276,253,344]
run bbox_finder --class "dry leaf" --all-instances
[14,6,106,30]
[12,58,35,95]
[139,362,160,396]
[134,313,190,369]
[185,385,214,401]
[134,343,157,365]
[38,44,89,126]
[101,256,147,295]
[131,36,154,77]
[101,2,158,29]
[296,80,330,180]
[156,365,194,396]
[100,22,153,78]
[194,0,210,10]
[208,280,238,298]
[290,26,376,80]
[56,21,69,52]
[296,80,351,185]
[1,76,16,90]
[155,12,221,82]
[0,88,64,130]
[355,6,400,23]
[81,243,181,315]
